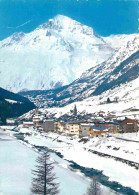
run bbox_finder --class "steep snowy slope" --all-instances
[19,35,139,108]
[43,77,139,119]
[0,15,116,92]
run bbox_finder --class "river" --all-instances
[0,128,138,195]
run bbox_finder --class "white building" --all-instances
[66,122,81,135]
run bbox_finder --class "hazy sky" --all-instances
[0,0,138,40]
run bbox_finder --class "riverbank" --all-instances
[0,128,119,195]
[2,125,139,194]
[15,126,139,194]
[0,130,37,195]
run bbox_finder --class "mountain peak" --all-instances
[53,14,72,22]
[38,14,95,36]
[1,16,137,93]
[38,15,74,29]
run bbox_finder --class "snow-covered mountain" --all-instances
[44,76,139,119]
[19,34,139,109]
[0,15,135,92]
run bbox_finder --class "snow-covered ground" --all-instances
[10,126,139,193]
[112,132,139,142]
[43,77,139,119]
[5,99,22,104]
[0,128,119,195]
[0,131,37,195]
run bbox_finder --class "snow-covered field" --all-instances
[12,126,139,193]
[112,132,139,142]
[0,128,119,195]
[0,131,37,195]
[84,133,139,163]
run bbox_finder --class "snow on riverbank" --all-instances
[0,130,91,195]
[112,132,139,142]
[16,127,139,193]
[84,135,139,163]
[1,128,119,195]
[1,125,139,194]
[0,127,122,195]
[24,128,139,163]
[0,131,37,195]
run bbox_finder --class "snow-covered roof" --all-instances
[23,122,34,124]
[80,123,94,126]
[90,126,108,131]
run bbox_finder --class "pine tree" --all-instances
[107,98,111,103]
[86,177,102,195]
[73,104,77,116]
[31,151,59,195]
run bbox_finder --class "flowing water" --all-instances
[11,130,138,195]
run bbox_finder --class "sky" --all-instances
[0,0,138,40]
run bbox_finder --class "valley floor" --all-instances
[1,126,139,194]
[0,127,121,195]
[22,129,139,194]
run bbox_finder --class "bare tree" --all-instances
[31,150,59,195]
[114,96,119,103]
[86,177,102,195]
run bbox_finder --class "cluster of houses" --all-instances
[56,119,138,137]
[5,107,139,138]
[6,112,138,138]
